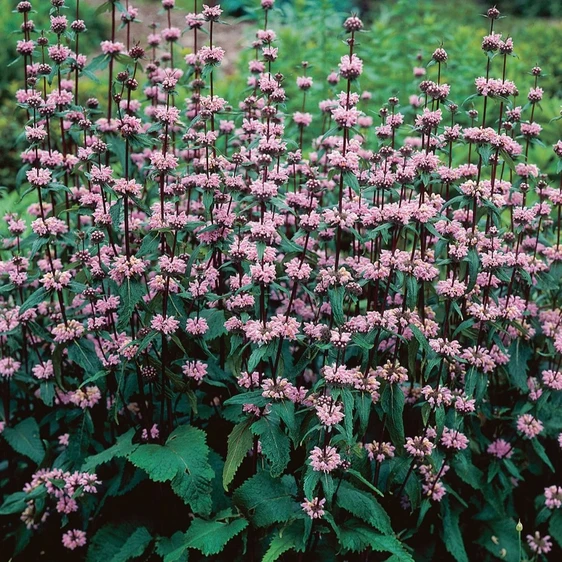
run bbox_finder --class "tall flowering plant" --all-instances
[1,0,562,560]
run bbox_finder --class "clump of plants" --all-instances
[1,0,562,560]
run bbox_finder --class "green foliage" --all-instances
[336,520,413,560]
[86,523,152,562]
[127,425,214,515]
[550,509,562,549]
[233,471,300,527]
[381,384,405,449]
[335,480,393,535]
[251,411,291,477]
[441,498,469,562]
[166,514,248,558]
[223,419,254,490]
[262,519,307,561]
[2,418,44,465]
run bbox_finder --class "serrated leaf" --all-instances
[68,339,103,377]
[337,520,412,560]
[263,520,306,562]
[441,498,469,562]
[381,384,405,450]
[531,439,554,472]
[117,279,144,332]
[336,481,392,535]
[0,486,45,516]
[155,532,188,562]
[19,286,47,314]
[86,522,152,562]
[549,509,562,549]
[127,444,178,481]
[199,308,227,340]
[181,517,248,556]
[137,232,160,257]
[165,425,214,515]
[126,426,214,515]
[466,249,480,293]
[223,419,253,491]
[328,286,345,325]
[251,413,290,477]
[82,429,136,472]
[2,418,45,464]
[507,340,531,392]
[233,471,299,527]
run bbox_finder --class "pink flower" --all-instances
[440,428,469,450]
[364,441,395,463]
[151,314,180,335]
[0,357,20,378]
[315,397,344,427]
[199,46,225,65]
[69,386,101,409]
[339,54,363,79]
[516,414,543,439]
[202,4,223,20]
[544,486,562,509]
[542,369,562,390]
[526,532,552,555]
[309,445,342,473]
[405,436,434,458]
[487,438,513,459]
[52,320,85,344]
[186,318,209,336]
[62,529,87,550]
[32,360,54,380]
[293,112,313,127]
[100,41,125,55]
[301,497,326,519]
[183,360,207,382]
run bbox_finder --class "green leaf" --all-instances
[180,517,248,556]
[166,425,214,515]
[127,425,214,515]
[155,532,188,562]
[531,439,554,472]
[86,522,152,562]
[223,419,253,491]
[355,393,371,436]
[336,481,392,535]
[68,339,103,377]
[549,509,562,549]
[0,486,45,515]
[117,279,144,332]
[507,340,531,392]
[137,232,160,257]
[233,471,299,527]
[2,418,45,464]
[441,498,469,562]
[199,308,227,340]
[263,520,307,562]
[410,324,430,355]
[347,469,383,496]
[381,384,405,450]
[343,170,360,193]
[128,445,179,482]
[466,249,480,293]
[452,452,484,490]
[405,275,419,310]
[19,287,47,314]
[475,518,520,562]
[251,413,290,477]
[328,286,345,325]
[82,429,136,472]
[337,520,413,560]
